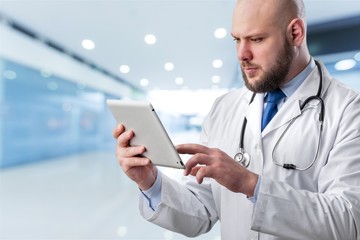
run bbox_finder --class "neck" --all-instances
[284,47,311,84]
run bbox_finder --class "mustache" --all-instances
[241,62,259,68]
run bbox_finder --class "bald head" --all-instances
[232,0,311,92]
[235,0,306,29]
[291,0,306,18]
[279,0,306,22]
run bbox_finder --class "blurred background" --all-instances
[0,0,359,239]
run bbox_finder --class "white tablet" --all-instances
[107,99,185,169]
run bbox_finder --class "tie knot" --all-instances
[267,89,285,103]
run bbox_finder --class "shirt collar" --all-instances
[280,58,316,98]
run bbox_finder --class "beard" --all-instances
[242,37,295,93]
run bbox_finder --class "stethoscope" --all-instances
[234,60,325,170]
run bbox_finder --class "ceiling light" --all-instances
[355,52,360,61]
[164,62,174,71]
[214,28,227,39]
[62,102,72,112]
[175,77,184,85]
[47,81,58,91]
[119,65,130,74]
[144,34,157,45]
[81,39,95,50]
[212,59,223,69]
[211,75,221,83]
[40,68,52,78]
[335,59,357,71]
[140,78,149,87]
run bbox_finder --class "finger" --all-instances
[117,144,146,158]
[184,165,209,184]
[176,143,211,155]
[195,166,211,184]
[184,153,212,175]
[113,123,125,139]
[116,129,135,147]
[120,157,151,171]
[189,165,202,176]
[183,165,201,176]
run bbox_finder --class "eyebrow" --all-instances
[231,32,245,39]
[232,31,267,40]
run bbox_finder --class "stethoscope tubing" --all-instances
[237,59,325,170]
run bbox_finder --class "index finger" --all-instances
[176,143,210,155]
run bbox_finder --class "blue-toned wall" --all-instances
[0,58,117,168]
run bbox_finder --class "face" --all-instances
[232,0,295,93]
[242,36,294,92]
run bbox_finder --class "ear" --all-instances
[287,18,305,47]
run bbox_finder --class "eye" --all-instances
[251,38,263,43]
[233,37,240,42]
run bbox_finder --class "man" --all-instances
[113,0,360,239]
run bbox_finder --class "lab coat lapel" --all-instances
[262,60,328,137]
[261,99,302,137]
[245,93,263,143]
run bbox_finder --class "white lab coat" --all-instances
[140,62,360,239]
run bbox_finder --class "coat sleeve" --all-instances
[139,173,219,237]
[251,92,360,239]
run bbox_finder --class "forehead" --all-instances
[232,0,281,36]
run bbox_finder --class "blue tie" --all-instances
[261,89,285,131]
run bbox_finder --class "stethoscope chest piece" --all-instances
[234,149,250,168]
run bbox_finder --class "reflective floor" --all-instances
[0,131,220,240]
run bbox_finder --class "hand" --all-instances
[112,123,157,190]
[177,143,258,197]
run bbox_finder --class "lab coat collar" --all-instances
[261,61,331,137]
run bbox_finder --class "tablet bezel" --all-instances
[107,99,185,169]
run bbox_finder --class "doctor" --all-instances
[113,0,360,239]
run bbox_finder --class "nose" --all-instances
[236,41,253,62]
